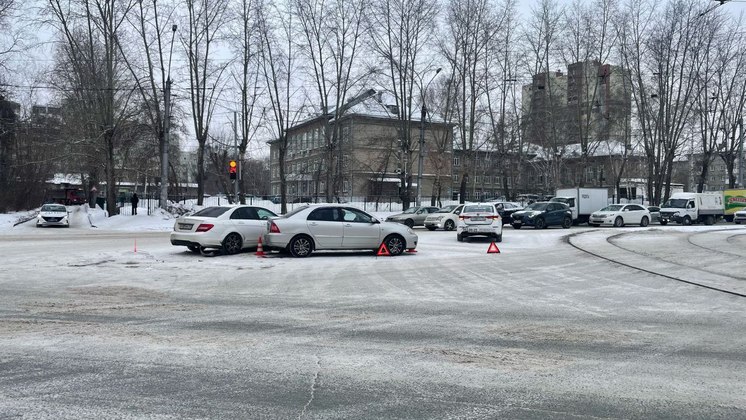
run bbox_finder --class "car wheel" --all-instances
[444,220,455,231]
[495,233,502,243]
[660,220,668,226]
[534,218,546,229]
[640,216,649,227]
[512,224,521,229]
[222,233,243,255]
[613,217,624,228]
[704,215,715,226]
[682,216,692,226]
[561,217,572,229]
[187,245,201,254]
[288,235,313,258]
[404,219,415,228]
[384,234,405,256]
[457,233,464,242]
[426,226,436,231]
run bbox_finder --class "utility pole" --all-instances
[233,111,239,201]
[160,24,177,210]
[738,118,744,188]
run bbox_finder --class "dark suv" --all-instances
[510,202,572,229]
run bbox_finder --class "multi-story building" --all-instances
[269,92,454,203]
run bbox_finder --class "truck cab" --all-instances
[659,192,723,225]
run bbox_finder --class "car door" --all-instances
[340,208,381,249]
[546,203,563,225]
[626,205,645,224]
[229,207,263,246]
[306,207,344,248]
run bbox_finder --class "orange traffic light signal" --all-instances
[229,160,237,179]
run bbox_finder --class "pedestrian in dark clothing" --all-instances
[131,193,139,215]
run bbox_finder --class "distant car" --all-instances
[424,204,464,231]
[456,203,503,242]
[589,204,651,227]
[36,204,70,228]
[493,202,523,225]
[510,202,572,229]
[270,196,282,204]
[734,209,746,224]
[647,206,661,224]
[263,204,418,257]
[386,206,440,228]
[170,205,278,255]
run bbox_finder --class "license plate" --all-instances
[467,227,478,233]
[471,216,485,221]
[179,223,193,230]
[513,220,522,225]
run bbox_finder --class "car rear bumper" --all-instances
[170,232,222,248]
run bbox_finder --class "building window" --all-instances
[453,174,459,182]
[454,156,460,167]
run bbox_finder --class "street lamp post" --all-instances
[416,67,441,206]
[738,118,744,188]
[160,24,177,210]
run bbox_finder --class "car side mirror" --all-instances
[372,218,380,224]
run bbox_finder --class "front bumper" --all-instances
[734,213,746,223]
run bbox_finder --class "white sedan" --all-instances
[36,204,70,228]
[424,204,464,231]
[263,204,418,257]
[589,204,651,227]
[170,205,277,255]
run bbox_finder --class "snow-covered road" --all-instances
[1,219,745,418]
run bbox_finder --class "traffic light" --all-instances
[229,160,237,180]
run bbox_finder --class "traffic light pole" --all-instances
[233,111,239,202]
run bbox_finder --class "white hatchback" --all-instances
[36,204,70,228]
[424,204,464,231]
[170,205,277,255]
[456,203,503,242]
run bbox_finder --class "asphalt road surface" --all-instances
[1,224,745,419]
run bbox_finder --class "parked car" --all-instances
[510,202,572,229]
[424,204,464,231]
[647,206,661,224]
[36,204,70,228]
[589,204,651,227]
[385,206,440,228]
[170,205,278,255]
[456,203,503,242]
[263,204,418,257]
[492,202,523,225]
[734,208,746,224]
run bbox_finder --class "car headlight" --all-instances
[407,228,415,234]
[433,216,444,221]
[527,212,536,218]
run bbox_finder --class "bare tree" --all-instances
[368,0,439,208]
[229,0,263,204]
[47,0,138,216]
[256,0,303,214]
[294,0,368,202]
[522,0,566,194]
[183,0,229,206]
[441,0,502,203]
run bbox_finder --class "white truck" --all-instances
[550,188,609,225]
[658,192,724,225]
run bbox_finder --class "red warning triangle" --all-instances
[377,243,391,256]
[487,242,501,254]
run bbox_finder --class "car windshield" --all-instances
[436,205,458,213]
[663,199,688,208]
[463,205,493,213]
[41,205,66,212]
[600,205,624,212]
[525,203,548,211]
[192,207,230,217]
[401,207,419,214]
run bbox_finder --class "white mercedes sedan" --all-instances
[589,204,651,227]
[263,204,418,257]
[170,205,277,255]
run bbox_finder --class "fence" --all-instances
[113,193,460,216]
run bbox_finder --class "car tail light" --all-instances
[269,221,281,233]
[459,215,470,220]
[486,215,501,220]
[196,223,214,232]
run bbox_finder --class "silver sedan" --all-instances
[264,204,418,257]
